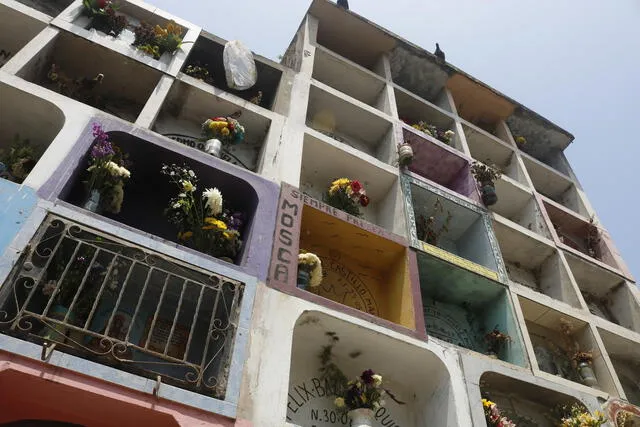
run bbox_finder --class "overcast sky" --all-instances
[151,0,640,280]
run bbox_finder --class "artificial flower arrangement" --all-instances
[297,250,322,290]
[84,123,131,214]
[201,117,246,146]
[573,350,594,366]
[411,121,455,145]
[324,178,370,218]
[559,404,606,427]
[184,62,213,84]
[416,198,452,246]
[319,333,403,425]
[334,370,386,413]
[133,20,183,59]
[471,161,502,206]
[484,327,511,358]
[161,163,244,261]
[482,399,516,427]
[82,0,128,37]
[0,134,42,184]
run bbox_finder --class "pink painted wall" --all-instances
[0,351,245,427]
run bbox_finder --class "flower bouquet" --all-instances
[161,163,243,261]
[133,21,183,59]
[559,404,606,427]
[484,328,511,359]
[411,121,455,145]
[84,123,131,214]
[82,0,128,37]
[297,250,322,290]
[0,134,42,184]
[334,370,386,426]
[470,161,502,206]
[482,399,516,427]
[201,116,246,157]
[324,178,370,217]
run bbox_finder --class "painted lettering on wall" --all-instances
[314,257,379,316]
[424,305,478,350]
[287,377,402,427]
[269,186,303,287]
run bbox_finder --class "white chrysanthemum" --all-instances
[118,166,131,178]
[372,374,383,387]
[203,187,223,215]
[444,130,455,139]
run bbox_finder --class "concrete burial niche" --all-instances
[565,252,640,332]
[543,200,620,271]
[598,329,640,406]
[406,176,500,274]
[490,183,551,239]
[181,33,283,110]
[52,120,278,280]
[312,46,388,112]
[493,220,581,307]
[287,311,462,427]
[518,296,619,395]
[523,154,589,217]
[479,372,585,426]
[0,82,65,183]
[306,84,394,163]
[417,252,526,366]
[13,0,72,17]
[0,3,47,68]
[299,132,405,236]
[395,89,463,152]
[463,122,529,186]
[401,128,479,201]
[267,183,425,336]
[151,79,273,173]
[17,30,162,123]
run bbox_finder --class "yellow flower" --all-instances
[481,399,494,408]
[154,24,167,37]
[331,178,350,188]
[203,218,227,230]
[182,180,195,192]
[334,397,345,408]
[178,231,193,240]
[223,231,235,240]
[166,21,182,36]
[221,127,230,136]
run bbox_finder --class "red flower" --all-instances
[350,180,362,194]
[96,0,108,8]
[359,195,370,207]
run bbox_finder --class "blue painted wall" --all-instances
[0,180,38,256]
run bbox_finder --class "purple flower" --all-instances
[90,123,114,159]
[228,212,244,230]
[361,369,375,384]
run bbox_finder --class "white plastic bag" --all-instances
[223,40,257,90]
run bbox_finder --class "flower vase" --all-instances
[83,189,102,213]
[348,408,375,427]
[297,269,310,290]
[578,362,599,387]
[42,305,73,343]
[398,143,414,167]
[480,182,498,206]
[205,138,222,157]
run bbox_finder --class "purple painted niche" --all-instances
[403,128,479,201]
[42,118,279,281]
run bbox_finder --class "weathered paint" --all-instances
[0,180,38,256]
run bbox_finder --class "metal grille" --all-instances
[0,215,244,399]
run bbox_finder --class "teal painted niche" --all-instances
[401,174,506,279]
[0,179,38,255]
[417,251,527,367]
